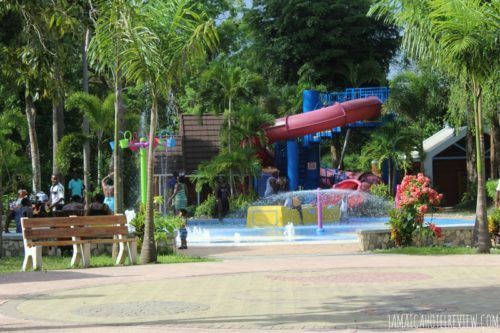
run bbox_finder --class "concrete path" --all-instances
[1,243,500,333]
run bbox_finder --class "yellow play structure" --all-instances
[246,205,340,227]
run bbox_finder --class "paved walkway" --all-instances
[1,243,500,333]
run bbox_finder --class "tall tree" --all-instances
[200,59,264,194]
[89,0,130,214]
[115,0,217,263]
[246,0,399,89]
[370,0,499,253]
[66,92,114,186]
[0,108,28,257]
[384,69,449,171]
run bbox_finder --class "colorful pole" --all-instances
[316,187,325,234]
[140,138,147,205]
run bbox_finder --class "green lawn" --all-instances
[373,246,500,255]
[0,254,217,275]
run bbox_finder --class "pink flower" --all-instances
[419,205,428,214]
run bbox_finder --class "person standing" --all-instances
[215,175,230,221]
[166,171,178,212]
[177,208,188,250]
[102,172,115,213]
[15,197,33,233]
[168,175,187,214]
[48,175,65,211]
[68,171,84,198]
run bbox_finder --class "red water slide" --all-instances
[264,96,382,143]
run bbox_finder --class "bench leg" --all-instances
[116,239,137,265]
[71,237,91,268]
[22,246,42,271]
[71,243,91,268]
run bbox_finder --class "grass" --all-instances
[373,246,500,255]
[0,254,216,275]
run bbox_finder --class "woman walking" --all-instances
[168,175,188,214]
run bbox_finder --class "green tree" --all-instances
[370,0,499,252]
[384,69,449,171]
[0,108,28,257]
[112,0,217,263]
[66,92,114,186]
[360,121,418,196]
[199,59,264,194]
[246,0,399,89]
[89,0,132,214]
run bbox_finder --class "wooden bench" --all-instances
[21,214,137,271]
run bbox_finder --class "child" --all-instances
[178,209,188,250]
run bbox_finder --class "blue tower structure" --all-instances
[283,87,389,191]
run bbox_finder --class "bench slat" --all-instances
[22,215,126,228]
[28,238,136,248]
[24,226,129,240]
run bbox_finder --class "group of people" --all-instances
[4,172,115,234]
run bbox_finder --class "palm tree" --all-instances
[370,0,499,252]
[384,70,449,171]
[361,121,417,196]
[201,60,264,194]
[115,0,217,263]
[66,92,114,186]
[88,0,131,214]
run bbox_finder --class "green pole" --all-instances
[140,138,147,205]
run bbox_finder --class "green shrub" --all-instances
[370,183,391,200]
[486,179,498,201]
[130,205,183,250]
[194,194,216,218]
[229,192,258,217]
[488,208,500,236]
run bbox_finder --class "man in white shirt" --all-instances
[49,174,65,211]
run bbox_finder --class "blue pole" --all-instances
[287,139,299,191]
[303,90,321,146]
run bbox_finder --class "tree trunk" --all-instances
[228,96,234,196]
[330,134,341,168]
[52,67,65,176]
[490,112,500,179]
[0,175,4,258]
[25,88,41,193]
[113,70,125,214]
[82,27,91,209]
[141,96,158,264]
[97,135,102,187]
[466,116,477,193]
[472,83,490,253]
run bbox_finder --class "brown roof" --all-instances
[154,115,224,175]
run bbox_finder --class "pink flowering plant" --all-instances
[389,173,444,246]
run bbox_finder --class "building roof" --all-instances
[411,126,467,160]
[154,115,224,176]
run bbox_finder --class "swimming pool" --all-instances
[181,217,475,246]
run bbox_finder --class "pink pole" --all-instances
[316,188,324,234]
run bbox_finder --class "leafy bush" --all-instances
[229,192,258,217]
[55,133,86,176]
[388,173,443,247]
[370,183,391,200]
[488,208,500,236]
[194,194,216,218]
[130,205,183,250]
[486,179,498,201]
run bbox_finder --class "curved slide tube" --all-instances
[264,96,382,143]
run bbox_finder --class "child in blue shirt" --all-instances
[178,209,188,250]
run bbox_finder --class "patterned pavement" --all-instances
[1,244,500,332]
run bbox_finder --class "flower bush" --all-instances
[389,173,444,246]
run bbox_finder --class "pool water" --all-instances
[181,217,475,246]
